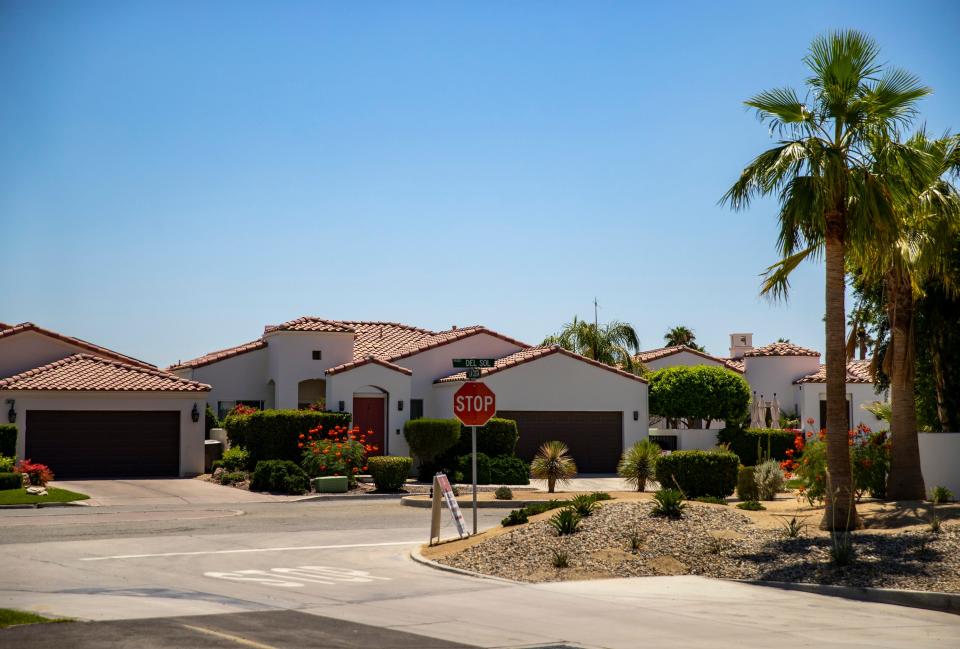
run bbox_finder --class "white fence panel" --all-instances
[918,433,960,497]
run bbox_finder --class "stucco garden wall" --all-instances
[918,432,960,497]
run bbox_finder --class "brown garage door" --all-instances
[25,410,180,478]
[499,410,623,473]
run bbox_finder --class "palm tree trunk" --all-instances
[885,270,926,500]
[821,218,859,530]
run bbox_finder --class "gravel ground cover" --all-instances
[435,500,960,593]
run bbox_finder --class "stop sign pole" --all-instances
[452,378,496,534]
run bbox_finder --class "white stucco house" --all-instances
[0,322,209,478]
[169,317,649,471]
[638,333,887,435]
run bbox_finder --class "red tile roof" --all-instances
[0,322,156,369]
[264,317,356,334]
[435,345,648,384]
[744,342,820,358]
[325,355,414,376]
[725,359,745,373]
[167,339,267,370]
[0,354,210,392]
[636,345,745,373]
[793,360,874,384]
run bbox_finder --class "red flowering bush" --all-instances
[15,459,54,486]
[229,403,259,417]
[300,424,377,487]
[789,422,889,504]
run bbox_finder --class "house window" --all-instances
[312,350,322,360]
[818,399,851,432]
[410,399,424,420]
[218,400,265,419]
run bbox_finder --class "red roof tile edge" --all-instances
[435,345,648,384]
[0,354,211,392]
[325,356,413,376]
[385,326,530,363]
[167,339,267,371]
[636,345,745,373]
[0,322,157,369]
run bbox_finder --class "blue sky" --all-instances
[2,1,958,367]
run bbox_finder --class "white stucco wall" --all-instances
[179,346,273,414]
[326,364,412,456]
[0,331,114,378]
[265,331,355,409]
[5,391,206,476]
[918,433,960,496]
[431,352,648,451]
[648,428,719,451]
[794,382,886,431]
[744,355,821,418]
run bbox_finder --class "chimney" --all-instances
[729,333,754,359]
[451,325,457,330]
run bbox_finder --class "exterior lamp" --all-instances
[398,400,404,412]
[191,403,200,423]
[6,400,14,424]
[633,410,638,421]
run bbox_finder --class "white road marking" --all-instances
[181,624,281,648]
[80,540,420,561]
[204,565,392,588]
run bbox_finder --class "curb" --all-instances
[296,493,407,503]
[740,579,960,615]
[409,546,520,584]
[401,496,539,509]
[0,501,86,510]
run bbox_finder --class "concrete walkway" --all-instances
[52,478,307,506]
[530,474,638,492]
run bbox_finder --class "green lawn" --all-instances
[0,487,89,505]
[0,609,71,629]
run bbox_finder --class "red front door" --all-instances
[352,397,385,456]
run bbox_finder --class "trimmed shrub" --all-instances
[404,418,461,480]
[489,456,530,485]
[456,452,491,485]
[649,366,750,428]
[223,410,351,466]
[717,427,795,466]
[737,500,766,511]
[0,455,15,473]
[220,471,246,485]
[220,446,250,472]
[0,424,16,457]
[367,456,412,492]
[450,418,519,457]
[736,466,759,501]
[494,486,513,500]
[654,450,739,498]
[205,404,219,435]
[250,460,309,495]
[0,472,22,490]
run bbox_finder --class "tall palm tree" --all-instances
[722,30,930,530]
[851,132,960,500]
[664,325,704,351]
[543,316,641,372]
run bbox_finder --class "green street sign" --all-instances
[465,367,482,379]
[452,358,497,368]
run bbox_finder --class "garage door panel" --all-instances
[499,410,622,473]
[25,411,180,478]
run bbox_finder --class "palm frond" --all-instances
[760,245,819,302]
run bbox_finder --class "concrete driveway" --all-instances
[52,478,307,506]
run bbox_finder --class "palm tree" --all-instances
[722,30,930,530]
[530,441,578,493]
[543,316,642,372]
[850,132,960,500]
[664,325,704,351]
[617,440,661,492]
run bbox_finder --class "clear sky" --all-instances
[2,1,958,367]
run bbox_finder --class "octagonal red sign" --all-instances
[453,381,496,427]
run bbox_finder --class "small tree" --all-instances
[530,441,577,493]
[649,366,750,429]
[618,440,660,492]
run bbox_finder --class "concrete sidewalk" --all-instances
[52,478,307,506]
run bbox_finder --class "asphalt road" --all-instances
[2,498,959,648]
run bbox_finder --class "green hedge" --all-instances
[456,452,492,484]
[367,456,412,491]
[654,450,739,498]
[404,418,461,480]
[717,427,795,466]
[0,472,21,490]
[489,455,530,485]
[223,410,351,466]
[449,418,519,457]
[0,424,16,457]
[249,460,309,494]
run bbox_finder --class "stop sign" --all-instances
[453,382,496,426]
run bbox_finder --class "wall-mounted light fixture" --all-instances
[338,401,345,412]
[633,410,639,421]
[6,400,15,424]
[191,403,200,423]
[398,400,404,412]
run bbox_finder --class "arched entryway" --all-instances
[298,379,326,410]
[353,385,387,456]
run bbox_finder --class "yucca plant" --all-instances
[569,494,597,517]
[548,507,582,536]
[531,441,577,493]
[651,488,685,518]
[617,439,660,492]
[551,548,570,568]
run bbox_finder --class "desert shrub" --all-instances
[367,456,412,492]
[931,486,954,504]
[569,494,598,517]
[589,491,613,502]
[717,427,795,466]
[651,488,685,518]
[737,500,765,511]
[617,439,660,492]
[0,454,15,473]
[404,418,461,480]
[0,472,22,489]
[551,548,570,568]
[301,425,372,487]
[530,441,577,493]
[494,486,513,500]
[250,460,309,495]
[501,509,528,526]
[14,459,53,486]
[654,450,739,498]
[219,471,246,485]
[694,496,727,505]
[223,409,352,466]
[220,446,250,472]
[488,456,530,485]
[449,418,519,457]
[523,499,567,516]
[736,466,759,501]
[0,424,16,456]
[648,366,750,428]
[754,459,785,500]
[456,452,492,485]
[549,508,581,535]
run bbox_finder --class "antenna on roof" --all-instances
[593,297,600,330]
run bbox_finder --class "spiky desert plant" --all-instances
[531,441,577,493]
[618,439,661,492]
